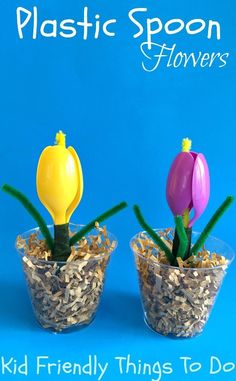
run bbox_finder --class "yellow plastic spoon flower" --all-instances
[36,131,83,225]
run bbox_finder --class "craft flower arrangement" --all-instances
[2,131,127,332]
[131,138,234,337]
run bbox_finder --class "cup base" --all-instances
[143,315,203,339]
[35,314,96,334]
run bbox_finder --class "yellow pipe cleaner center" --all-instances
[55,130,66,147]
[182,137,192,152]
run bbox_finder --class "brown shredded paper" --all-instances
[17,224,116,332]
[131,228,228,337]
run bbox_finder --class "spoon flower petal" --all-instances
[166,138,210,227]
[36,131,83,225]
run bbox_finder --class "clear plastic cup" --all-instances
[130,229,234,338]
[16,223,117,333]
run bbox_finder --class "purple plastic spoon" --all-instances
[166,139,210,227]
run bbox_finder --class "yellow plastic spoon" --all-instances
[36,131,83,226]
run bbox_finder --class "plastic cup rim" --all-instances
[130,228,235,272]
[16,222,118,265]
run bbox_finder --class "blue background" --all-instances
[0,0,235,380]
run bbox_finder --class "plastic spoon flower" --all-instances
[37,131,83,226]
[2,131,127,261]
[166,138,210,228]
[166,138,210,259]
[133,138,234,266]
[36,131,83,260]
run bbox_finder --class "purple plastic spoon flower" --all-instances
[166,138,210,227]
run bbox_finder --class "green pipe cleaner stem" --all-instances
[191,195,234,255]
[2,184,54,251]
[174,215,189,259]
[133,205,175,264]
[53,223,71,262]
[69,201,128,246]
